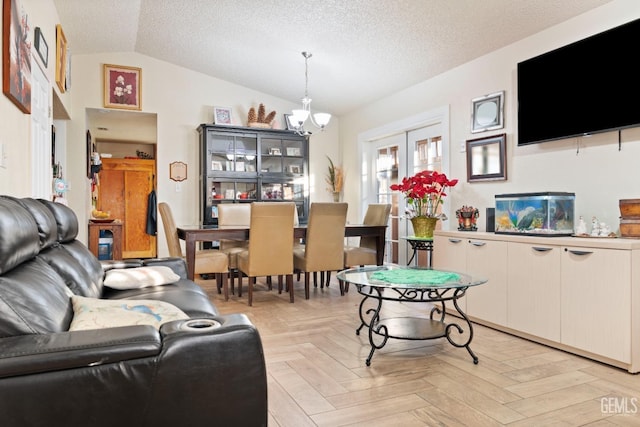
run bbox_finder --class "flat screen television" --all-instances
[517,18,640,146]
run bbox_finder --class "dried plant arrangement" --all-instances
[248,103,276,128]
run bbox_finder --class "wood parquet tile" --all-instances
[197,277,640,426]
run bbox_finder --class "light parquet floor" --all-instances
[197,276,640,427]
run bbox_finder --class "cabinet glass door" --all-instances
[207,132,257,174]
[261,137,283,173]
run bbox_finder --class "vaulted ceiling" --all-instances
[55,0,612,116]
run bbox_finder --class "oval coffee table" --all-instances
[337,265,487,366]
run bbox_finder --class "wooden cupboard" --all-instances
[434,230,640,373]
[98,158,156,258]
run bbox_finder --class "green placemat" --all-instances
[371,269,460,285]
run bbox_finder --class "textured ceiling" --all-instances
[55,0,612,116]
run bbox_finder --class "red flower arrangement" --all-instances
[390,170,459,219]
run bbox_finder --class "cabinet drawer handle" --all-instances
[447,238,462,244]
[532,246,553,252]
[565,248,593,256]
[469,241,486,247]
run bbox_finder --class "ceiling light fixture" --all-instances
[290,52,331,136]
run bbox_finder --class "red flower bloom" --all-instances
[390,170,458,218]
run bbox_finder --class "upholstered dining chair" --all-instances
[217,203,251,293]
[342,203,391,292]
[236,202,295,306]
[158,202,230,299]
[293,202,348,297]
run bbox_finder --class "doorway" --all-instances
[359,107,450,265]
[86,108,158,258]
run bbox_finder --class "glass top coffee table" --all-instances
[337,265,487,366]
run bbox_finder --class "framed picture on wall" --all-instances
[2,0,32,113]
[34,27,48,68]
[55,24,67,93]
[471,91,504,133]
[103,64,142,110]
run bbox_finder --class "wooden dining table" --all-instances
[176,224,387,280]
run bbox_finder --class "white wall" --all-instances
[340,0,640,232]
[0,0,69,196]
[66,53,340,255]
[2,0,638,254]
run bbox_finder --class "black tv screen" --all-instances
[517,18,640,146]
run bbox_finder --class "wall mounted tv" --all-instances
[517,18,640,146]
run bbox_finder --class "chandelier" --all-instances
[290,52,331,136]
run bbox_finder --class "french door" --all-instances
[364,119,446,265]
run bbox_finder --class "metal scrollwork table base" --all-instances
[337,265,487,366]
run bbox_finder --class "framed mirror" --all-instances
[466,133,507,182]
[471,91,504,133]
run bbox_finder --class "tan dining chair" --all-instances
[293,202,348,297]
[236,202,295,306]
[342,203,391,292]
[158,202,230,299]
[217,203,251,293]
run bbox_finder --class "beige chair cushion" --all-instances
[343,246,378,267]
[344,203,391,267]
[158,202,228,274]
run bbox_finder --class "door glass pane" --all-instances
[375,146,398,264]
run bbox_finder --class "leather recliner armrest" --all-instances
[0,313,254,379]
[0,326,161,378]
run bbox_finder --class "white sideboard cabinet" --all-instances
[434,231,640,373]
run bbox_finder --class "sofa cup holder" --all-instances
[180,319,221,331]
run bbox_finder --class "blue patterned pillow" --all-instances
[69,295,188,331]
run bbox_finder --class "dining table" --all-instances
[176,224,388,280]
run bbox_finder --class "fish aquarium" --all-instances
[495,192,575,236]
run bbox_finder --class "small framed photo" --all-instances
[471,91,504,133]
[225,189,235,199]
[103,64,142,110]
[34,27,48,68]
[288,165,301,174]
[286,147,301,156]
[214,106,233,125]
[284,114,297,130]
[235,161,245,172]
[211,161,223,171]
[269,147,282,156]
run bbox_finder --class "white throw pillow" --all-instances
[103,266,180,290]
[69,295,188,331]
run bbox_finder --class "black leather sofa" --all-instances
[0,196,267,426]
